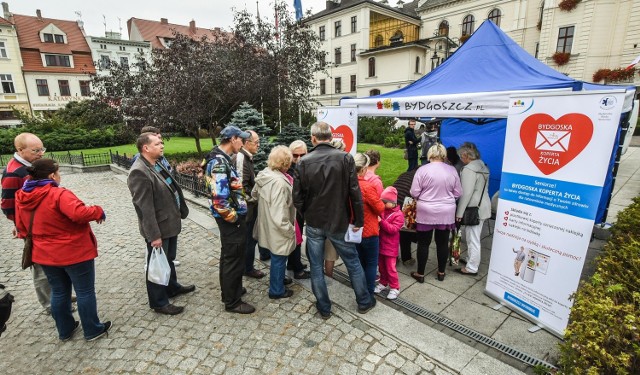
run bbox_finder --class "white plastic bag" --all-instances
[147,247,171,286]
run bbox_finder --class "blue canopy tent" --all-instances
[341,20,636,223]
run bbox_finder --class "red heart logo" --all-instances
[331,125,355,153]
[520,113,593,175]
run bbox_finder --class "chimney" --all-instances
[160,18,168,24]
[2,2,9,20]
[36,9,42,20]
[189,20,196,34]
[325,0,341,10]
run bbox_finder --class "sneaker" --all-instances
[357,299,377,314]
[86,321,112,342]
[387,289,400,300]
[374,283,388,294]
[60,321,80,342]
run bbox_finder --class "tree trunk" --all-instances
[194,135,202,154]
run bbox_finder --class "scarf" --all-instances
[22,179,58,192]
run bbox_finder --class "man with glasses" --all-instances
[286,140,310,280]
[1,132,51,313]
[231,130,267,279]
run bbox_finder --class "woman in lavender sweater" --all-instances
[409,144,462,282]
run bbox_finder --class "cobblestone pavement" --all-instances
[0,172,454,374]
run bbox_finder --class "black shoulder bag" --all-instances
[461,173,487,226]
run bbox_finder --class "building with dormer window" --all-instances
[127,17,226,50]
[86,31,152,77]
[7,6,95,114]
[305,0,426,106]
[0,11,29,127]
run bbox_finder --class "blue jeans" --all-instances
[356,236,379,295]
[268,254,288,297]
[41,260,106,340]
[305,226,373,315]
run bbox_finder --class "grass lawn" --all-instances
[50,136,215,158]
[356,143,405,188]
[49,137,406,188]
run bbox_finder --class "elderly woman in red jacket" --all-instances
[15,159,111,342]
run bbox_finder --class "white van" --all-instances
[391,117,427,130]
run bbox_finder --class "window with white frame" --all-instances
[0,74,15,93]
[44,54,71,67]
[80,80,91,96]
[556,26,574,53]
[462,15,475,36]
[0,41,7,58]
[36,79,49,96]
[58,80,70,96]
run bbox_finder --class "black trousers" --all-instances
[416,229,450,274]
[215,217,247,309]
[145,236,181,308]
[400,230,417,262]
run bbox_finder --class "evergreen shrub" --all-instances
[558,197,640,374]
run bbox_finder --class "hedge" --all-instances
[0,124,131,154]
[558,197,640,374]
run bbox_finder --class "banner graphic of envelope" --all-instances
[535,131,571,152]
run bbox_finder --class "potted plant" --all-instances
[553,52,571,66]
[559,0,581,11]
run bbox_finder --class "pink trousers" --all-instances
[378,254,400,290]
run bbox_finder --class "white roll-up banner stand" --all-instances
[486,90,626,337]
[316,106,358,156]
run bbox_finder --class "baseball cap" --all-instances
[220,125,250,140]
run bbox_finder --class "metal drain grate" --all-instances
[333,269,557,371]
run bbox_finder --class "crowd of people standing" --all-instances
[1,118,490,341]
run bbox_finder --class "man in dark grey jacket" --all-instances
[293,122,375,319]
[127,133,194,316]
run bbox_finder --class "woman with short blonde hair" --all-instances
[252,146,298,299]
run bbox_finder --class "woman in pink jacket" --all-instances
[409,144,462,282]
[375,187,405,300]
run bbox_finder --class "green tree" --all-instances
[228,103,273,171]
[273,122,312,149]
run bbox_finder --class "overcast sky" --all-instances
[8,1,328,38]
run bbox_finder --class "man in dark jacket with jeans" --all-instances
[293,122,375,319]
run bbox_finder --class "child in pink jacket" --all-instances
[375,187,405,300]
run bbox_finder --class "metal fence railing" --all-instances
[1,150,209,198]
[47,151,112,166]
[172,171,208,197]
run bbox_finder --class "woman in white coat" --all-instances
[252,146,297,299]
[455,142,491,276]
